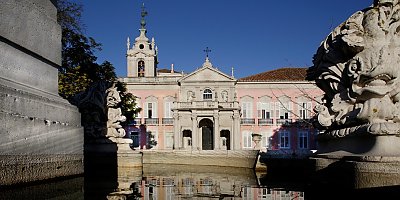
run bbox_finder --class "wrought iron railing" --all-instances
[240,118,255,124]
[258,118,274,125]
[145,118,159,125]
[162,118,174,125]
[276,119,292,125]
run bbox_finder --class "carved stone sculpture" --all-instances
[307,0,400,140]
[73,81,126,141]
[106,85,127,138]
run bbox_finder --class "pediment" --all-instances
[127,50,154,57]
[179,66,236,83]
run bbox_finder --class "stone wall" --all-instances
[0,0,84,185]
[142,150,258,169]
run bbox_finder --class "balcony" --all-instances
[145,118,159,125]
[258,119,274,125]
[162,118,174,125]
[276,119,292,125]
[241,118,255,125]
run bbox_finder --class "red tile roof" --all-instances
[157,68,180,73]
[238,67,308,82]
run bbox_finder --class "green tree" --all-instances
[56,0,100,99]
[116,82,142,124]
[56,0,139,119]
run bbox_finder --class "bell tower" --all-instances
[126,3,158,77]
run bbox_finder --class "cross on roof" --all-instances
[140,3,148,28]
[203,47,211,58]
[141,3,148,17]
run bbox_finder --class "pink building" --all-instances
[120,7,324,156]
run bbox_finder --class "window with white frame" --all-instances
[135,97,142,118]
[242,131,253,149]
[276,96,292,119]
[258,96,273,119]
[298,131,309,149]
[262,135,268,148]
[299,102,311,119]
[164,101,173,118]
[241,102,253,118]
[279,130,290,149]
[297,96,312,120]
[146,102,155,118]
[203,88,213,100]
[150,130,158,149]
[261,131,272,149]
[258,102,273,119]
[145,96,158,119]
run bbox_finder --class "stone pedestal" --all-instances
[312,154,400,189]
[0,0,84,185]
[311,135,400,189]
[316,135,400,156]
[84,138,142,198]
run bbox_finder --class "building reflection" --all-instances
[242,186,304,200]
[129,164,305,200]
[2,164,398,199]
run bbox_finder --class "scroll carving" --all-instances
[307,0,400,139]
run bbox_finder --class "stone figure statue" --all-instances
[221,91,228,102]
[306,0,400,139]
[106,84,127,138]
[73,81,126,140]
[187,91,195,102]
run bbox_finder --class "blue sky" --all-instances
[75,0,371,78]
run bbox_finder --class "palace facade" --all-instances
[120,10,323,155]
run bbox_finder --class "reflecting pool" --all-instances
[1,164,398,199]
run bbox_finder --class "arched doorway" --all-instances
[199,118,214,150]
[220,130,231,150]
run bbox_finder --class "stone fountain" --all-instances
[307,0,400,189]
[73,81,142,194]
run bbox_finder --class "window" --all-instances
[299,102,312,119]
[145,102,157,118]
[164,101,173,118]
[130,131,139,148]
[243,131,252,149]
[203,88,213,100]
[138,60,145,77]
[275,100,292,119]
[298,131,309,149]
[135,97,142,118]
[147,102,153,118]
[242,102,252,118]
[258,102,273,119]
[279,130,290,149]
[261,131,271,148]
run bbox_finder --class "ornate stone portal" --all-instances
[307,0,400,188]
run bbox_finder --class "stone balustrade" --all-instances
[175,101,239,110]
